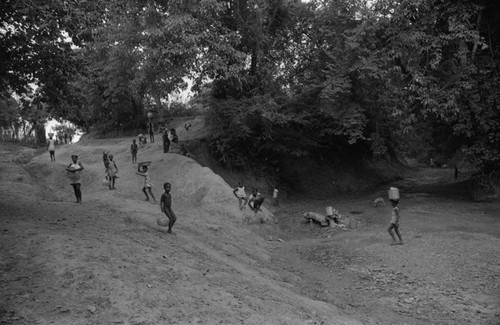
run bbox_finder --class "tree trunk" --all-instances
[35,123,46,147]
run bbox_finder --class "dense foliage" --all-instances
[1,0,499,188]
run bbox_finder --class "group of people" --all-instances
[62,151,177,233]
[232,182,266,214]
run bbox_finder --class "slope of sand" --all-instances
[0,138,362,324]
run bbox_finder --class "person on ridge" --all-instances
[47,134,56,162]
[233,181,248,210]
[248,188,265,213]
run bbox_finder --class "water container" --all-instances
[157,217,169,227]
[326,206,333,216]
[388,187,400,200]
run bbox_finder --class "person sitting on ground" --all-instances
[233,181,248,210]
[248,188,265,213]
[179,144,190,157]
[107,154,118,190]
[160,182,177,234]
[138,134,147,146]
[136,164,156,203]
[388,199,403,245]
[169,128,178,143]
[168,128,179,152]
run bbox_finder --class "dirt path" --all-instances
[1,141,499,325]
[271,168,500,325]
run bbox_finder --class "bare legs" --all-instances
[71,183,82,203]
[388,224,403,245]
[142,187,156,202]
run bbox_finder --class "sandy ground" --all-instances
[1,129,499,325]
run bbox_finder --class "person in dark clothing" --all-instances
[162,128,170,153]
[160,182,177,234]
[148,120,155,143]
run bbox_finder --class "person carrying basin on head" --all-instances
[47,134,56,162]
[136,163,156,203]
[66,154,84,203]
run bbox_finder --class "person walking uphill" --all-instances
[47,134,56,162]
[66,155,84,203]
[160,182,177,234]
[136,164,156,203]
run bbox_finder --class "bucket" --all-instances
[326,206,333,216]
[157,217,169,227]
[388,187,400,200]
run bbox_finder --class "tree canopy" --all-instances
[1,0,499,188]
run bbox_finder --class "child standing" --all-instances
[66,155,84,203]
[131,139,138,163]
[388,199,403,245]
[103,150,110,174]
[160,182,177,234]
[233,181,248,210]
[136,164,156,203]
[272,187,279,207]
[107,154,118,190]
[248,188,265,213]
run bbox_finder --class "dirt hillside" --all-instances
[0,135,361,325]
[1,120,499,325]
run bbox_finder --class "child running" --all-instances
[160,182,177,234]
[136,164,156,203]
[131,139,138,163]
[233,181,248,210]
[388,199,403,245]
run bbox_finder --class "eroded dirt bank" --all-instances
[1,140,499,325]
